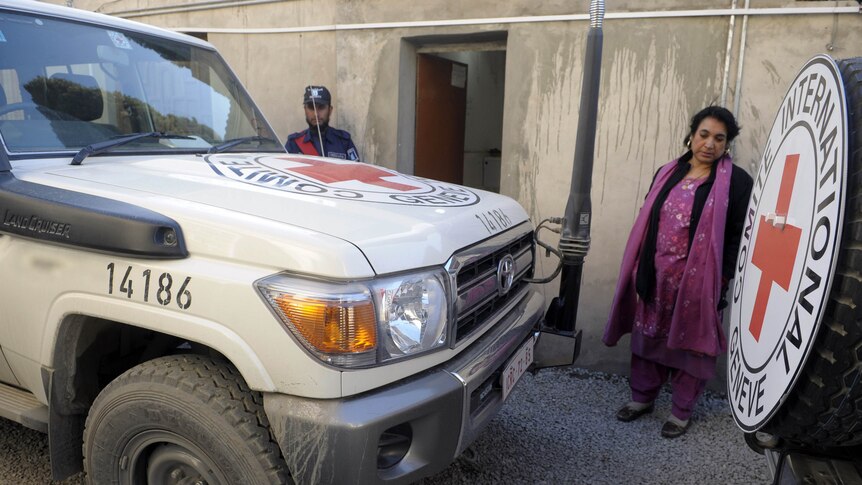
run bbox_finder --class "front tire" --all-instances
[83,354,290,485]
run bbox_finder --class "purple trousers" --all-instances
[630,354,708,420]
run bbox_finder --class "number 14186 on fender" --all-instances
[106,262,193,310]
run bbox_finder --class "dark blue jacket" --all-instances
[285,127,360,161]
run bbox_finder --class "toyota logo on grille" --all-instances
[497,254,516,296]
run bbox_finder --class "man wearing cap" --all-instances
[285,85,361,162]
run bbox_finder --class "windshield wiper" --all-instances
[207,135,280,154]
[71,131,194,165]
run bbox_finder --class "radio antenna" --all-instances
[310,89,326,157]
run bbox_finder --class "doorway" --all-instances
[398,33,507,193]
[415,54,467,184]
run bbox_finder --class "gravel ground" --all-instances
[420,367,772,484]
[0,367,771,484]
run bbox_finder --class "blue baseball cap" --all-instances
[303,85,331,105]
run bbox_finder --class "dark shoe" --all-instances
[661,419,690,438]
[615,402,654,422]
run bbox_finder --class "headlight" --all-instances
[371,270,448,362]
[256,269,449,368]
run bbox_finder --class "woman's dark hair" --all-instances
[684,105,741,146]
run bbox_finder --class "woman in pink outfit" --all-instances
[604,106,753,438]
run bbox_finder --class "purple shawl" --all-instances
[603,156,733,357]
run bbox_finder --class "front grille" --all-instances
[450,226,534,343]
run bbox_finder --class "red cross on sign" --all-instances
[749,154,803,341]
[283,157,420,192]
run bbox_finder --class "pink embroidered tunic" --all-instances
[605,157,733,366]
[631,176,717,379]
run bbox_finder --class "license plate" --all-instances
[501,335,534,401]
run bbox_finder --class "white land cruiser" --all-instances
[0,1,556,483]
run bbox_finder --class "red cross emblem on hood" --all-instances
[749,154,803,341]
[282,157,420,192]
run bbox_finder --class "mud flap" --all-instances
[531,328,582,369]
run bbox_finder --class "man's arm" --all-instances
[285,135,300,154]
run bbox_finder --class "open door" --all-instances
[414,54,466,184]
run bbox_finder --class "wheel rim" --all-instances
[118,430,229,485]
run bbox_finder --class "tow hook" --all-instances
[458,446,481,471]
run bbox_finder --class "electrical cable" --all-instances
[524,217,565,284]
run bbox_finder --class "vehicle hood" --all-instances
[30,153,530,275]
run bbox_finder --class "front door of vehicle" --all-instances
[0,73,27,387]
[0,350,20,385]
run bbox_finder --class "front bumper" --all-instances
[264,288,544,485]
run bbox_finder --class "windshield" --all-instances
[0,9,283,157]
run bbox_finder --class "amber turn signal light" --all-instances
[274,294,377,353]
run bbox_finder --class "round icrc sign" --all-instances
[728,55,847,431]
[205,154,480,207]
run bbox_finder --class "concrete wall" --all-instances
[49,0,862,386]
